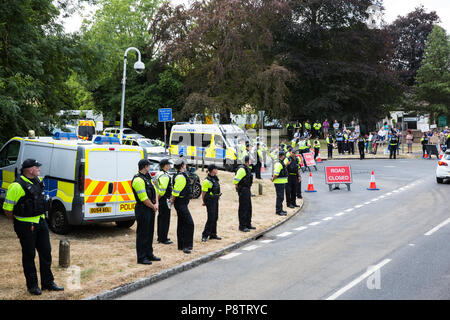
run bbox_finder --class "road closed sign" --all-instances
[325,166,352,184]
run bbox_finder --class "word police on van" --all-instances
[0,132,147,234]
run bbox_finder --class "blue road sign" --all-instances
[158,108,172,122]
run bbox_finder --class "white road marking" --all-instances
[322,217,333,221]
[242,245,259,251]
[392,190,400,193]
[408,244,415,247]
[277,232,292,237]
[345,208,354,212]
[364,202,371,205]
[424,218,450,236]
[260,239,274,244]
[354,205,364,209]
[309,221,321,226]
[221,252,242,260]
[335,212,345,217]
[294,226,308,231]
[371,198,379,202]
[386,192,393,196]
[326,259,392,300]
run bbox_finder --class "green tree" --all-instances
[0,0,94,143]
[80,0,183,134]
[414,25,450,120]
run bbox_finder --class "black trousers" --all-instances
[337,141,344,154]
[286,175,299,206]
[390,145,397,159]
[349,142,354,154]
[202,197,219,238]
[327,144,333,158]
[274,183,286,213]
[254,161,262,179]
[174,198,194,250]
[314,148,319,159]
[135,203,155,262]
[238,186,252,229]
[358,143,365,159]
[157,197,171,242]
[14,218,54,289]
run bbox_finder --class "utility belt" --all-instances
[289,172,298,176]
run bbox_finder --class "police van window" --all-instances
[0,140,20,167]
[171,132,190,145]
[214,135,225,148]
[131,141,139,146]
[202,134,212,148]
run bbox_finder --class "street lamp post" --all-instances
[120,47,145,144]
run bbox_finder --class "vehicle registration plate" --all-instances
[89,207,112,214]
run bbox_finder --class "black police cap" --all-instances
[21,159,42,169]
[138,159,151,170]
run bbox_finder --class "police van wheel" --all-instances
[49,204,71,235]
[115,220,135,228]
[192,182,202,199]
[436,177,444,184]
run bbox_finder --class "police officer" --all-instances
[272,151,288,216]
[326,134,334,159]
[389,132,399,159]
[233,156,254,232]
[254,143,263,179]
[358,135,366,160]
[170,158,194,254]
[421,133,429,158]
[336,130,344,154]
[348,132,356,155]
[201,164,222,242]
[132,159,160,265]
[313,120,322,138]
[313,138,321,160]
[155,158,173,245]
[2,159,63,295]
[285,147,301,208]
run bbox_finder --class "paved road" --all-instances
[119,158,449,300]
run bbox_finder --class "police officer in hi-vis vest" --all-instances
[3,159,63,295]
[155,158,173,245]
[132,159,161,265]
[201,164,222,242]
[272,151,288,216]
[233,156,254,232]
[285,147,301,208]
[171,158,194,254]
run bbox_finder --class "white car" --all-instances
[436,150,450,183]
[103,127,144,139]
[122,137,167,154]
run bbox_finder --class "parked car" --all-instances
[122,137,167,154]
[148,155,202,199]
[436,150,450,183]
[103,127,144,139]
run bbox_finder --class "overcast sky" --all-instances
[62,0,450,34]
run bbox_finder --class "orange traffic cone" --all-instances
[305,172,317,192]
[316,151,322,163]
[424,153,429,159]
[367,171,379,190]
[261,166,266,173]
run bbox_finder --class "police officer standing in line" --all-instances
[132,159,161,265]
[2,159,64,295]
[155,159,173,245]
[233,156,254,232]
[201,164,222,242]
[326,134,334,159]
[313,138,321,160]
[336,130,344,154]
[285,147,301,208]
[170,158,194,254]
[389,131,399,159]
[271,151,288,216]
[357,135,366,160]
[254,143,263,179]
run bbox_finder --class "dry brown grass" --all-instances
[0,171,300,300]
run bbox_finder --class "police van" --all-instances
[0,132,146,234]
[169,124,249,171]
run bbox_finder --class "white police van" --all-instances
[169,124,248,171]
[0,132,146,234]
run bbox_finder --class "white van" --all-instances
[0,133,146,234]
[169,124,250,171]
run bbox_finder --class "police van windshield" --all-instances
[225,133,250,149]
[78,126,95,138]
